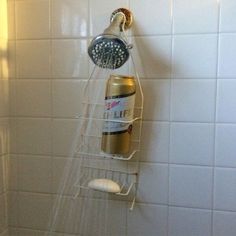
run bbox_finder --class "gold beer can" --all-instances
[101,75,136,155]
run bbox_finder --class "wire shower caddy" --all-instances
[72,64,143,210]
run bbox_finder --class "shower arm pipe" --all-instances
[103,12,126,35]
[103,8,133,35]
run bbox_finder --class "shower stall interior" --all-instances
[1,0,236,235]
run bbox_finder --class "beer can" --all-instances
[101,75,136,155]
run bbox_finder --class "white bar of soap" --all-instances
[88,178,121,193]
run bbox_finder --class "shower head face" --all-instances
[88,34,130,69]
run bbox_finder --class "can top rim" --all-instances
[110,74,135,79]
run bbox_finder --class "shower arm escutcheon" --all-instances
[105,8,133,35]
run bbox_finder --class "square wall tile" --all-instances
[16,0,50,39]
[17,229,46,236]
[140,121,169,163]
[9,118,17,154]
[170,123,214,165]
[0,194,7,233]
[18,192,52,230]
[52,0,88,38]
[9,80,17,116]
[18,155,52,193]
[0,80,9,117]
[105,200,127,236]
[173,0,218,33]
[218,34,236,78]
[137,163,168,204]
[7,155,18,191]
[220,0,236,32]
[52,119,79,156]
[171,79,216,122]
[214,168,236,211]
[96,200,126,236]
[172,35,218,78]
[52,80,84,118]
[15,79,51,117]
[16,40,51,78]
[169,165,213,208]
[89,0,129,37]
[0,157,4,194]
[52,157,81,195]
[0,230,9,236]
[8,228,18,236]
[0,62,2,82]
[127,203,168,236]
[0,39,8,79]
[2,156,7,192]
[8,192,18,227]
[51,232,76,236]
[0,119,9,155]
[51,196,87,234]
[8,1,15,40]
[52,197,126,235]
[7,41,16,79]
[216,80,236,122]
[16,118,52,155]
[52,233,77,236]
[215,124,236,167]
[169,207,212,236]
[131,36,172,78]
[213,211,236,236]
[130,0,172,35]
[142,79,170,121]
[52,39,88,78]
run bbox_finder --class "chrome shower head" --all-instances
[88,8,133,70]
[88,34,131,69]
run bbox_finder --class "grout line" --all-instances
[12,0,20,231]
[0,116,9,119]
[10,115,236,124]
[13,37,90,41]
[132,32,236,37]
[49,0,54,225]
[8,153,236,169]
[211,1,222,235]
[8,189,236,214]
[167,0,174,235]
[9,153,52,158]
[11,77,88,80]
[9,76,236,80]
[9,226,80,236]
[11,31,236,41]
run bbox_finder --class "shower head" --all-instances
[88,34,131,69]
[88,8,133,70]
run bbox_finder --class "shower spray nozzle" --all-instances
[88,8,133,70]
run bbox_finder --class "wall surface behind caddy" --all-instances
[6,0,236,235]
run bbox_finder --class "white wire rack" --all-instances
[73,165,138,209]
[75,107,142,161]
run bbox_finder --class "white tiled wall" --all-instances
[5,0,236,235]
